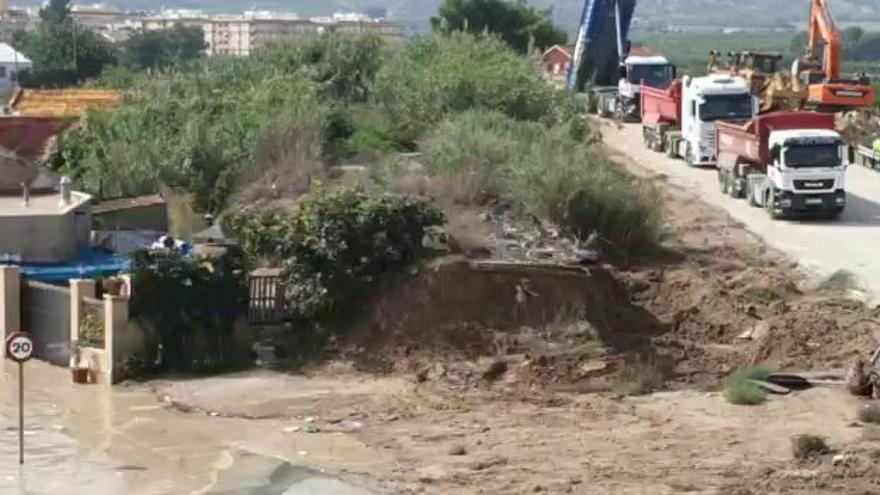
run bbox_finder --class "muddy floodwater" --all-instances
[0,361,376,495]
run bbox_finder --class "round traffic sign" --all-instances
[6,333,34,363]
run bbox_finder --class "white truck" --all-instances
[716,111,849,219]
[595,54,676,121]
[640,74,755,166]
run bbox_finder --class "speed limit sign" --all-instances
[6,332,34,363]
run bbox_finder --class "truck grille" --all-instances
[794,179,834,190]
[700,129,716,158]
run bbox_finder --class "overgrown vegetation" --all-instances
[371,32,571,149]
[226,186,444,320]
[615,355,667,396]
[417,110,661,251]
[791,434,831,461]
[858,404,880,424]
[129,249,248,374]
[725,366,774,405]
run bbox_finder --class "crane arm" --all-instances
[807,0,841,81]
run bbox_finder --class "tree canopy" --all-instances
[431,0,567,54]
[15,0,117,87]
[119,25,207,71]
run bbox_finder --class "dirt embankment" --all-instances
[160,151,880,494]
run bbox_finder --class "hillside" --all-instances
[12,0,880,32]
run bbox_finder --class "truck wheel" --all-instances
[718,170,728,194]
[666,138,676,159]
[653,137,665,153]
[766,185,783,220]
[728,174,743,199]
[746,182,759,207]
[685,145,695,167]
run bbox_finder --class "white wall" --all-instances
[0,61,30,94]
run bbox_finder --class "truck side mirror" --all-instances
[770,145,780,163]
[847,145,855,165]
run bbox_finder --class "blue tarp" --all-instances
[3,248,130,282]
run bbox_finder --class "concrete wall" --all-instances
[0,60,30,94]
[94,204,168,232]
[0,211,76,262]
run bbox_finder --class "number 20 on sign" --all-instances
[6,332,34,465]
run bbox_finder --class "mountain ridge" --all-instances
[11,1,880,32]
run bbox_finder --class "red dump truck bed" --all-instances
[641,79,682,125]
[715,111,836,166]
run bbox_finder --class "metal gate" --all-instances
[21,279,71,366]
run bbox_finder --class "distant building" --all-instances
[144,9,404,57]
[364,7,388,21]
[542,44,573,85]
[0,43,29,95]
[0,7,33,43]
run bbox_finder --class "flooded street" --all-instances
[0,361,378,494]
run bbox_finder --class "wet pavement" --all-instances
[0,361,378,494]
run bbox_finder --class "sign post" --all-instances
[6,332,34,465]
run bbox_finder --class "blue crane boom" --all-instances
[566,0,637,91]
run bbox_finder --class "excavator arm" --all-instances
[806,0,841,81]
[795,0,874,110]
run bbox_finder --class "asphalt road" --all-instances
[603,122,880,300]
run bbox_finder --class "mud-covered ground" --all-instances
[153,156,880,494]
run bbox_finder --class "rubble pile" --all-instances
[837,109,880,146]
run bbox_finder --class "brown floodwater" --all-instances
[0,361,375,494]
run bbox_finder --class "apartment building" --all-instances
[145,9,404,57]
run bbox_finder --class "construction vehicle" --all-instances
[567,0,675,121]
[708,51,806,113]
[792,0,875,110]
[715,111,850,219]
[641,74,755,166]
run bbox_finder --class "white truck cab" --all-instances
[614,55,675,118]
[680,75,754,166]
[597,55,675,121]
[756,129,848,217]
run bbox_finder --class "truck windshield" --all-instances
[785,144,842,168]
[628,64,673,88]
[699,94,753,121]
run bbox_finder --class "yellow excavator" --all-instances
[708,50,807,113]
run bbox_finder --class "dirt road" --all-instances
[603,121,880,300]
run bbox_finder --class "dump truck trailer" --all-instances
[715,111,849,219]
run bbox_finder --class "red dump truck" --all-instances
[640,79,681,153]
[715,111,850,219]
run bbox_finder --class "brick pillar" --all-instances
[104,295,129,384]
[69,279,96,348]
[0,266,21,355]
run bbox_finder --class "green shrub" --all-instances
[129,248,248,373]
[725,366,774,405]
[791,434,831,461]
[372,32,566,148]
[418,110,663,252]
[53,35,385,214]
[227,186,444,320]
[858,404,880,424]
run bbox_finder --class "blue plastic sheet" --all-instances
[3,248,130,282]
